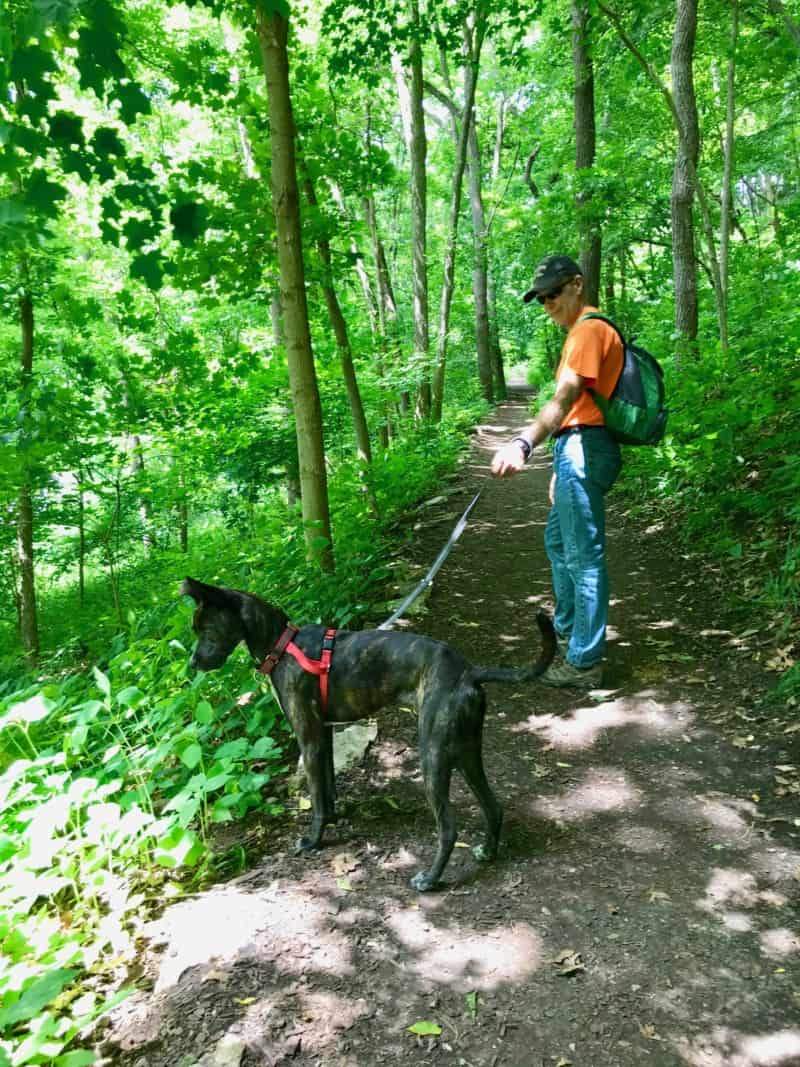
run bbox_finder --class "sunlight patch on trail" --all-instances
[515,694,690,749]
[675,1026,800,1066]
[145,882,354,993]
[386,909,543,990]
[531,766,642,823]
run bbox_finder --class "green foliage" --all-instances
[2,0,800,1057]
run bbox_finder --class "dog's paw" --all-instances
[295,835,319,853]
[410,871,440,893]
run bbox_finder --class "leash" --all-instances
[378,489,482,631]
[258,489,482,696]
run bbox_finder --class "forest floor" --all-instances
[101,390,800,1067]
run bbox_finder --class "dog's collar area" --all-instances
[258,625,337,712]
[257,624,298,676]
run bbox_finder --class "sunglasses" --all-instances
[535,281,568,305]
[539,279,576,305]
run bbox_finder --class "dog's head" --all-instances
[181,577,248,671]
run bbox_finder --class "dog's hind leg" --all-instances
[459,689,503,865]
[411,699,459,892]
[411,755,456,892]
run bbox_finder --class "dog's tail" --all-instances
[470,612,556,684]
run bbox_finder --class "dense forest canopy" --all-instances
[1,0,799,1060]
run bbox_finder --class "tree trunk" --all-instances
[392,0,430,418]
[78,469,86,608]
[488,94,506,398]
[17,282,39,666]
[467,115,495,403]
[364,193,401,438]
[572,0,601,305]
[329,181,379,335]
[303,174,373,465]
[256,4,334,571]
[671,0,700,356]
[718,0,739,349]
[432,8,487,420]
[129,435,152,555]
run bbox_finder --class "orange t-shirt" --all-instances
[555,308,623,430]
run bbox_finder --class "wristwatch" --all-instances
[511,437,532,461]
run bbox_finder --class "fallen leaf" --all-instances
[465,990,478,1018]
[332,852,360,876]
[549,948,577,964]
[550,950,585,976]
[298,796,312,811]
[336,877,354,892]
[648,889,671,904]
[408,1020,442,1037]
[639,1023,661,1040]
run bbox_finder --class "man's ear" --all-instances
[180,577,237,610]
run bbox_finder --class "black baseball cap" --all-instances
[522,254,582,303]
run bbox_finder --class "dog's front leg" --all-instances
[289,691,338,853]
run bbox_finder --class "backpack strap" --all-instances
[577,313,625,402]
[579,312,626,347]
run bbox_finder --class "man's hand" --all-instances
[491,440,528,477]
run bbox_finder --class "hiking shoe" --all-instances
[541,659,603,689]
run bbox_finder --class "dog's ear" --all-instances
[180,577,237,610]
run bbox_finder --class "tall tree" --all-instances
[255,3,334,570]
[16,263,38,665]
[392,0,431,417]
[572,0,601,305]
[302,172,373,465]
[670,0,700,353]
[431,5,489,419]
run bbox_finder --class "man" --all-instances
[492,254,623,689]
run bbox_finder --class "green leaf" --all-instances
[116,82,151,124]
[54,1050,96,1066]
[194,700,214,724]
[180,743,203,770]
[93,668,111,697]
[407,1020,441,1037]
[48,111,85,148]
[26,171,68,217]
[116,686,143,707]
[91,126,126,158]
[170,202,207,245]
[129,251,164,290]
[465,990,478,1018]
[0,968,77,1028]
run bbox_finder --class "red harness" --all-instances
[258,625,337,712]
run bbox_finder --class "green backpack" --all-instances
[581,313,668,446]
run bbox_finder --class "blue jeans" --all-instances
[544,427,622,668]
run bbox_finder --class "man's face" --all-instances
[538,275,584,328]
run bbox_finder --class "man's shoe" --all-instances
[541,659,603,689]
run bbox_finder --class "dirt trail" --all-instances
[104,393,800,1067]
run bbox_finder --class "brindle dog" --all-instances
[181,577,555,891]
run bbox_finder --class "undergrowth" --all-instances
[0,400,485,1067]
